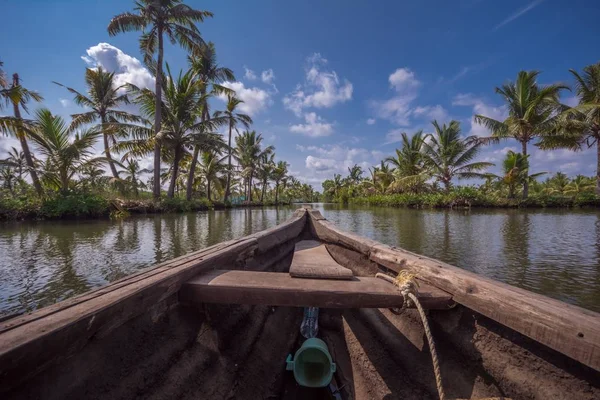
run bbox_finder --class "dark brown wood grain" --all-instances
[179,269,453,309]
[307,210,600,372]
[289,240,354,280]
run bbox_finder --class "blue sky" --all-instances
[2,0,600,188]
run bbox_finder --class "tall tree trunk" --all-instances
[224,121,233,202]
[186,145,200,200]
[207,179,211,201]
[261,179,266,202]
[248,173,253,202]
[167,148,181,199]
[275,182,279,204]
[12,74,43,197]
[521,141,529,199]
[101,114,119,179]
[596,137,600,195]
[153,28,164,200]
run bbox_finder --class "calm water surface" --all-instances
[1,204,599,316]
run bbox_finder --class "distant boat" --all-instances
[1,207,598,399]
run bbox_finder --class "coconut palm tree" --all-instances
[213,95,252,202]
[54,67,140,180]
[272,161,288,204]
[235,131,274,201]
[501,151,545,199]
[0,60,7,89]
[474,70,568,198]
[0,166,16,194]
[120,159,151,197]
[257,152,275,202]
[198,150,226,200]
[385,131,427,192]
[108,0,213,199]
[185,42,235,200]
[538,63,600,194]
[27,109,104,194]
[0,73,44,196]
[421,120,493,192]
[1,147,27,181]
[565,175,595,195]
[347,164,363,185]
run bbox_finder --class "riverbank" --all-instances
[0,193,290,221]
[348,188,600,209]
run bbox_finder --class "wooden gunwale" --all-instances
[307,209,600,372]
[0,210,306,393]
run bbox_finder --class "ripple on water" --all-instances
[1,206,599,317]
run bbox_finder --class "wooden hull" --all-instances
[0,208,598,399]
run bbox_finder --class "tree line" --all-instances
[323,66,600,205]
[0,0,317,208]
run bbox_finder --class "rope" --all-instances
[376,271,446,400]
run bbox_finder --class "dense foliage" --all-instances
[0,1,319,220]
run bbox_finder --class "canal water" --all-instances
[1,204,599,317]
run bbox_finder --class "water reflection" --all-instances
[1,205,600,316]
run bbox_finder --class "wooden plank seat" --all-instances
[289,240,354,280]
[179,269,454,309]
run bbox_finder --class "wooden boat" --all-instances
[1,208,599,399]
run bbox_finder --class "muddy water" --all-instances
[1,204,599,317]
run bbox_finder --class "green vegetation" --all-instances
[323,113,600,208]
[0,1,318,220]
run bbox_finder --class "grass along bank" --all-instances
[349,187,600,209]
[0,191,292,221]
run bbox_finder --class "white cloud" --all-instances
[82,43,154,91]
[366,118,376,125]
[59,98,70,107]
[371,67,445,127]
[452,93,508,136]
[299,144,376,176]
[305,156,338,172]
[290,112,334,137]
[388,68,420,91]
[261,69,275,84]
[244,66,257,81]
[283,53,353,116]
[219,81,272,116]
[413,105,449,122]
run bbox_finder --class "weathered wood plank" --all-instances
[308,211,600,372]
[289,240,353,280]
[179,270,454,309]
[0,210,307,393]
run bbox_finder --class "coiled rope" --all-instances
[376,271,446,400]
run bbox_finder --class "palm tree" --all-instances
[565,175,595,195]
[272,161,288,204]
[198,150,226,200]
[0,59,7,89]
[421,120,493,192]
[347,164,363,185]
[213,95,252,202]
[501,151,545,199]
[538,63,600,194]
[235,131,274,201]
[474,70,568,198]
[385,131,427,192]
[54,67,139,180]
[120,159,151,197]
[27,109,104,194]
[1,147,27,181]
[108,0,213,199]
[0,166,16,194]
[257,152,275,202]
[185,42,234,200]
[0,73,44,196]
